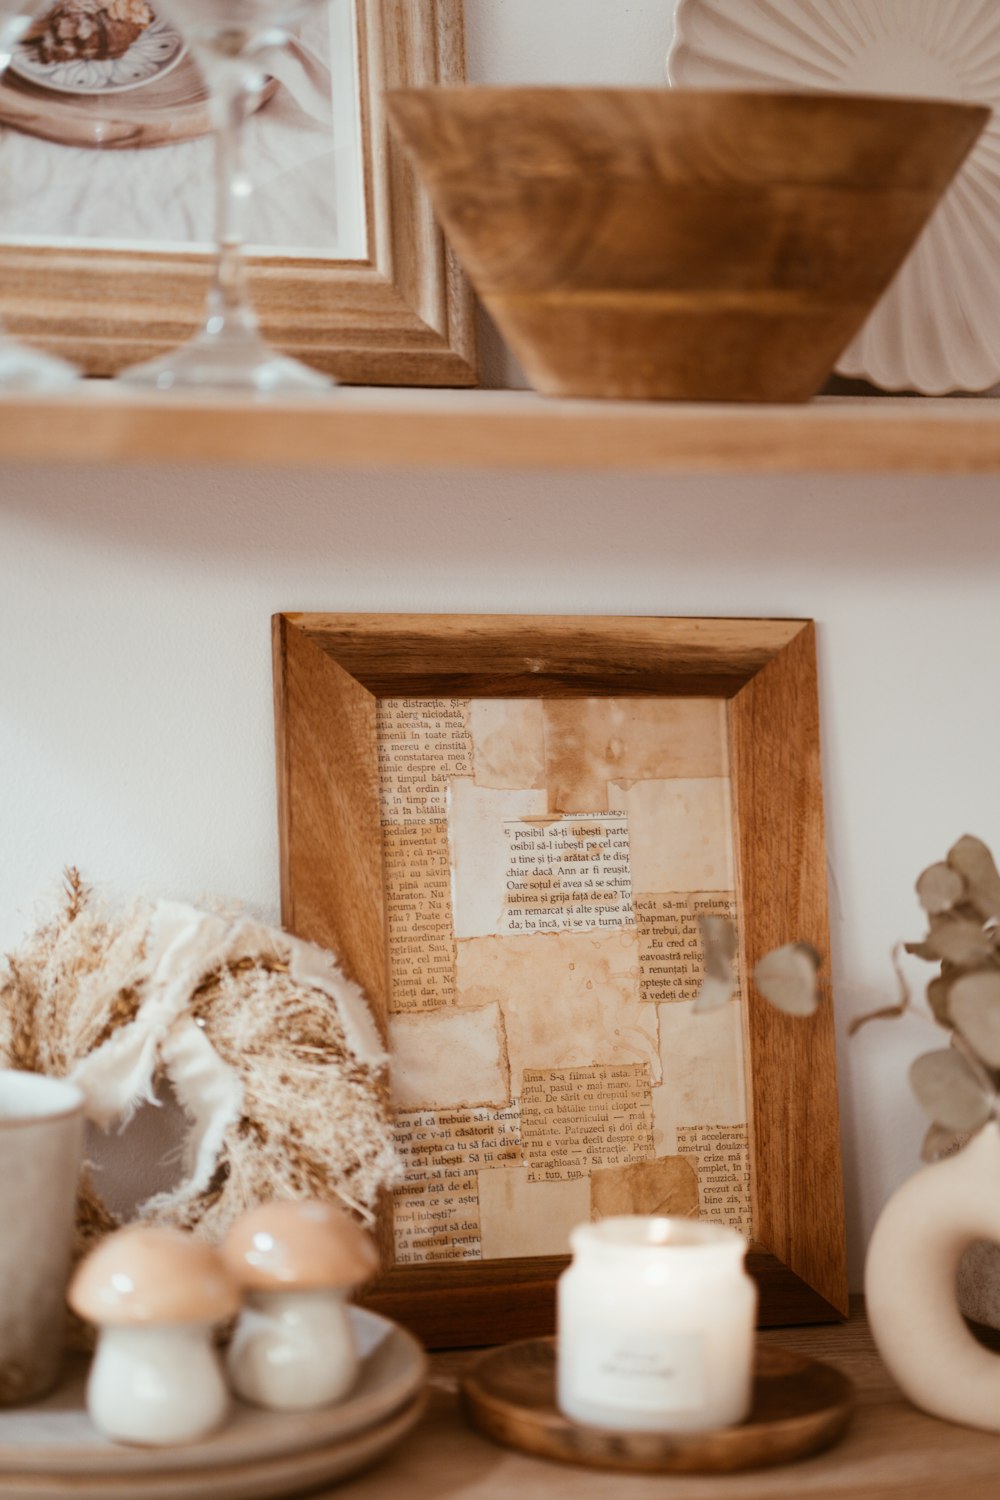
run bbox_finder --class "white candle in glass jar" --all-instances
[557,1217,756,1432]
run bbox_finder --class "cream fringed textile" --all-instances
[0,875,399,1251]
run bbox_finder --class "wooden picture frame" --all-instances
[272,613,848,1348]
[0,0,477,386]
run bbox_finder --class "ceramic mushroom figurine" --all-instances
[221,1199,379,1411]
[69,1225,239,1445]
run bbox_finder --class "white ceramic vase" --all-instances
[866,1121,1000,1432]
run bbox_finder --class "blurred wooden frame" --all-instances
[272,612,849,1348]
[0,0,477,385]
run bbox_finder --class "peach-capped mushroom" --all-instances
[69,1226,239,1445]
[221,1199,378,1411]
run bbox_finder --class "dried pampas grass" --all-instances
[0,870,400,1255]
[0,869,148,1084]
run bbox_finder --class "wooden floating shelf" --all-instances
[1,385,1000,473]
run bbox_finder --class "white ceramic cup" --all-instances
[0,1070,85,1403]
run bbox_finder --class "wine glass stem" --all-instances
[207,64,257,338]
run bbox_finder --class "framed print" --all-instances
[0,0,476,384]
[272,613,849,1347]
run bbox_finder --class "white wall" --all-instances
[1,0,996,1288]
[465,0,673,88]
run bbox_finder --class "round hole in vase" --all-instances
[866,1120,1000,1431]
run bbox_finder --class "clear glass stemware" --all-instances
[0,2,80,391]
[120,0,333,393]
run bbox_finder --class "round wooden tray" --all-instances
[461,1339,854,1474]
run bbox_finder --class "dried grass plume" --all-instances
[0,871,401,1255]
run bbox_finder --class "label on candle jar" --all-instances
[587,1331,707,1412]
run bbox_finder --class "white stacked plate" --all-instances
[10,17,186,95]
[0,1308,427,1499]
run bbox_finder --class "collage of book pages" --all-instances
[379,697,752,1267]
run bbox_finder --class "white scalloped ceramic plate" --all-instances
[669,0,1000,394]
[0,1307,426,1476]
[11,16,185,96]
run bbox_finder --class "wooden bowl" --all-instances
[386,88,988,402]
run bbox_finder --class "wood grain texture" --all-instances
[460,1339,853,1474]
[0,0,477,386]
[274,613,846,1345]
[4,388,1000,472]
[7,1310,999,1500]
[365,1259,568,1351]
[324,1305,1000,1500]
[272,615,386,1021]
[385,87,986,401]
[729,622,849,1318]
[745,1250,847,1326]
[292,613,804,699]
[273,615,395,1275]
[362,1251,839,1349]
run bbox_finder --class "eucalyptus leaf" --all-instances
[909,915,997,967]
[753,942,821,1017]
[921,1121,970,1163]
[693,915,738,1013]
[909,1049,993,1132]
[949,970,1000,1068]
[904,939,938,961]
[700,915,738,966]
[954,902,998,928]
[947,836,1000,922]
[694,972,737,1014]
[916,863,966,915]
[926,974,953,1027]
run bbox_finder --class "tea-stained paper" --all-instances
[371,698,750,1265]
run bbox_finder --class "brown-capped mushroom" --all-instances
[69,1226,238,1445]
[221,1200,378,1410]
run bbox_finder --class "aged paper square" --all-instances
[383,823,457,1011]
[377,698,473,825]
[502,815,633,935]
[393,1177,481,1263]
[470,700,547,790]
[608,777,734,892]
[394,1104,524,1179]
[676,1123,752,1237]
[521,1063,654,1182]
[543,699,727,813]
[455,929,661,1089]
[393,1104,524,1266]
[635,892,737,1003]
[448,780,548,938]
[653,999,747,1155]
[590,1154,699,1220]
[389,1005,510,1111]
[478,1168,590,1259]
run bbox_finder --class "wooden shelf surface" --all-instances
[2,386,1000,474]
[332,1303,1000,1500]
